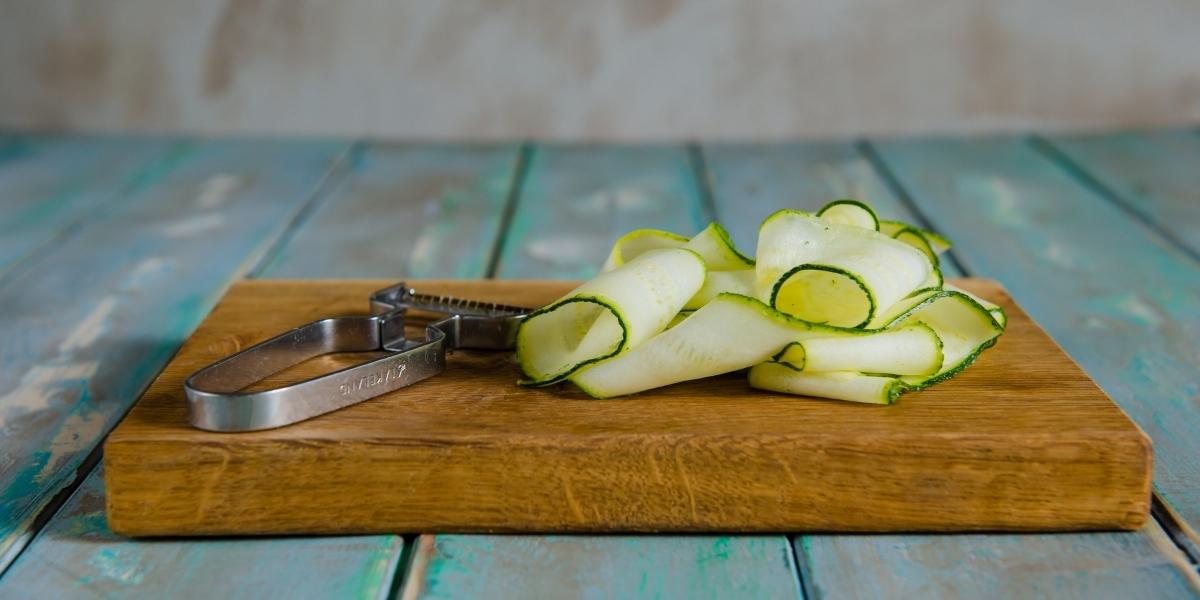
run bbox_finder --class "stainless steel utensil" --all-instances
[184,282,530,432]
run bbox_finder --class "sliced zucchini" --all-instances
[895,291,1005,389]
[879,220,953,254]
[602,223,752,273]
[666,310,695,329]
[571,293,837,398]
[892,226,939,267]
[774,323,943,376]
[601,229,688,272]
[685,269,756,310]
[748,363,904,404]
[816,199,880,231]
[684,222,755,269]
[757,210,933,327]
[518,200,1001,405]
[517,248,705,385]
[942,283,1007,329]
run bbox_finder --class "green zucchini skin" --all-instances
[816,199,881,231]
[520,200,1002,404]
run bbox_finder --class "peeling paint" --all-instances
[56,296,117,353]
[161,212,226,238]
[84,547,147,586]
[195,173,243,208]
[0,362,99,429]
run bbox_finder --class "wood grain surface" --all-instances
[104,278,1150,536]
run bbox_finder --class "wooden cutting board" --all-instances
[104,279,1151,536]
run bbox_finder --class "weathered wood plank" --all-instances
[702,141,963,277]
[797,529,1200,599]
[871,135,1200,551]
[0,135,178,276]
[0,138,353,572]
[496,144,705,279]
[1040,130,1200,258]
[0,466,402,599]
[260,143,523,279]
[402,534,801,600]
[703,140,1199,599]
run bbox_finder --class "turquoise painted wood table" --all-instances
[0,131,1199,599]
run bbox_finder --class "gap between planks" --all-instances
[484,142,535,279]
[248,142,369,278]
[1027,135,1200,264]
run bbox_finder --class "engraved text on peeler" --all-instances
[340,363,407,396]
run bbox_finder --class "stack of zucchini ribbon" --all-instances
[516,200,1006,404]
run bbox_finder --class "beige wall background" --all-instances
[1,0,1198,140]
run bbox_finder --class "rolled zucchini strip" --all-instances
[517,248,706,385]
[601,229,688,272]
[893,291,1005,389]
[943,282,1007,329]
[815,199,880,231]
[748,364,904,404]
[571,294,838,398]
[880,220,953,255]
[685,269,756,310]
[683,222,755,269]
[602,222,752,273]
[892,226,939,266]
[757,210,933,328]
[774,324,943,376]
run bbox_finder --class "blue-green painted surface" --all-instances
[798,530,1200,599]
[497,144,706,279]
[260,142,523,279]
[0,138,351,572]
[0,135,178,276]
[406,535,801,600]
[872,135,1200,553]
[1,133,1198,598]
[1042,130,1200,257]
[702,141,963,277]
[0,466,402,599]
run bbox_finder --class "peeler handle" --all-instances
[184,312,447,432]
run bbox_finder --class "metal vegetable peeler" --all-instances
[184,282,531,432]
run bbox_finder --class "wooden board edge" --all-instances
[103,429,1152,537]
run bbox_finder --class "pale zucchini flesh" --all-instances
[749,364,904,404]
[815,199,880,231]
[571,293,827,398]
[517,200,1002,404]
[601,229,688,272]
[517,248,705,385]
[774,323,943,376]
[757,210,933,327]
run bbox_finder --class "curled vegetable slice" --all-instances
[749,365,904,405]
[518,199,1004,405]
[757,210,933,327]
[815,199,881,231]
[774,324,943,376]
[517,248,705,385]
